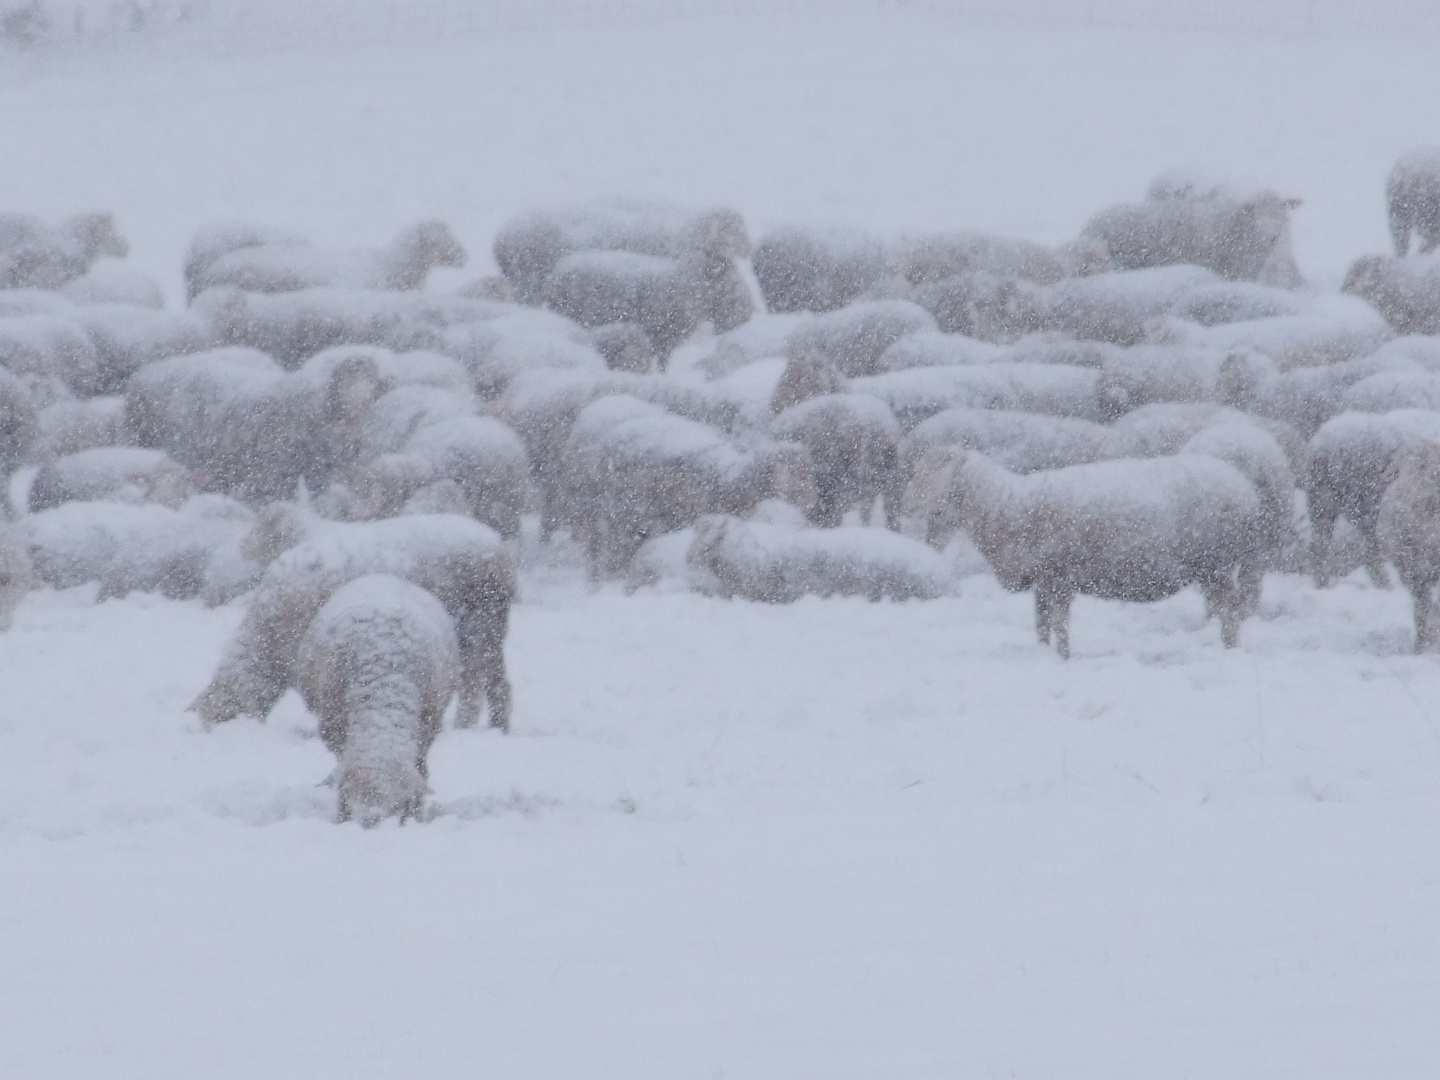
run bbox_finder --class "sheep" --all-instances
[295,574,460,824]
[28,447,195,512]
[894,230,1110,286]
[781,300,936,378]
[589,322,656,373]
[60,259,165,309]
[1097,345,1275,416]
[1154,292,1393,368]
[188,221,466,297]
[1080,184,1303,285]
[751,227,892,313]
[444,307,606,397]
[922,450,1264,656]
[0,518,32,631]
[194,285,488,368]
[559,396,817,575]
[872,331,1007,373]
[1340,370,1440,414]
[1229,352,1417,437]
[1387,149,1440,256]
[541,249,706,361]
[904,270,1033,342]
[1169,281,1304,326]
[899,408,1122,544]
[696,311,812,379]
[493,201,753,322]
[191,513,515,732]
[0,212,128,289]
[0,313,103,397]
[0,366,37,477]
[1306,408,1440,587]
[686,514,950,603]
[125,346,385,504]
[770,392,902,528]
[1376,442,1440,650]
[183,221,309,301]
[21,494,256,601]
[70,304,215,393]
[849,362,1109,432]
[1033,264,1223,346]
[1342,253,1440,336]
[347,415,529,539]
[769,347,846,414]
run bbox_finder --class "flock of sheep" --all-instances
[6,152,1440,823]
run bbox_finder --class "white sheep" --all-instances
[445,306,606,397]
[696,311,813,379]
[1306,408,1440,587]
[770,392,902,528]
[924,450,1265,656]
[1342,253,1440,336]
[904,269,1032,342]
[188,222,467,297]
[1387,149,1440,256]
[686,514,950,602]
[751,227,892,313]
[1031,264,1223,345]
[1080,183,1303,285]
[183,221,309,301]
[1098,344,1276,416]
[0,313,103,397]
[559,396,817,575]
[21,494,256,601]
[295,574,460,825]
[541,249,706,362]
[1154,291,1394,369]
[1376,442,1440,650]
[894,230,1110,286]
[0,367,37,477]
[125,346,385,504]
[347,415,529,539]
[1340,370,1440,414]
[192,514,515,732]
[1231,351,1417,437]
[71,303,216,393]
[0,517,32,631]
[28,447,195,512]
[781,299,936,378]
[873,330,1007,373]
[849,362,1109,432]
[0,212,128,289]
[493,200,753,325]
[60,259,166,309]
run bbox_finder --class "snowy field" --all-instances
[4,1,1440,1077]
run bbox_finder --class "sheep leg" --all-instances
[1420,233,1440,256]
[1051,591,1073,660]
[1308,494,1341,588]
[1362,529,1393,589]
[1034,587,1054,646]
[1391,217,1413,257]
[1201,574,1243,648]
[1404,575,1439,652]
[1237,559,1264,615]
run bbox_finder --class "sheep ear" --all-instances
[1284,198,1303,209]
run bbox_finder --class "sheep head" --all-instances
[390,221,467,288]
[336,758,428,826]
[683,208,752,260]
[67,212,128,260]
[239,500,314,565]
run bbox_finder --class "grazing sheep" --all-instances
[0,313,103,397]
[1342,253,1440,336]
[192,514,515,731]
[28,447,194,512]
[1376,442,1440,650]
[1155,291,1393,368]
[348,415,529,539]
[0,212,128,289]
[189,222,466,296]
[60,260,166,309]
[0,367,37,477]
[1080,184,1303,285]
[183,222,309,301]
[782,300,936,378]
[541,249,707,361]
[295,574,460,824]
[1306,408,1440,587]
[895,230,1110,286]
[0,518,32,631]
[126,346,384,504]
[751,227,892,313]
[493,200,753,323]
[194,285,489,368]
[686,514,950,602]
[560,396,817,574]
[1387,149,1440,256]
[21,494,255,601]
[924,450,1264,656]
[770,392,902,528]
[590,322,657,373]
[849,362,1109,431]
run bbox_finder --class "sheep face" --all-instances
[326,355,386,425]
[683,209,752,260]
[239,501,312,565]
[401,221,467,278]
[336,758,428,826]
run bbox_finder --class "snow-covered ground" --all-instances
[4,2,1440,1077]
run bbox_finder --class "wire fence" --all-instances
[3,0,1438,55]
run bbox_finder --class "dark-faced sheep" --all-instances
[295,574,460,825]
